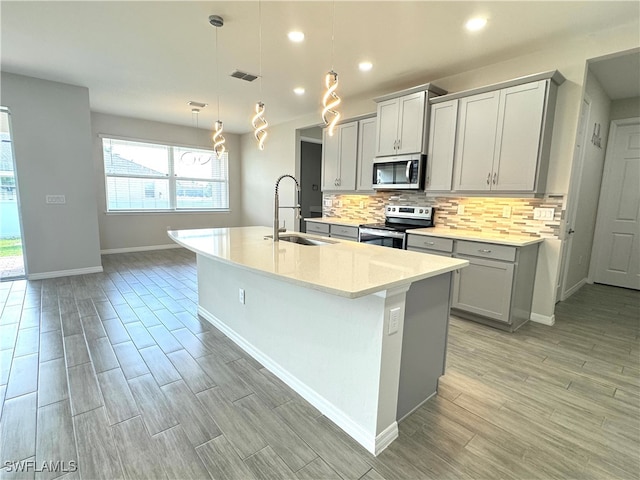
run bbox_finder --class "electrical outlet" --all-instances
[45,194,66,205]
[238,288,245,305]
[502,206,511,218]
[324,198,332,207]
[388,307,401,335]
[359,201,365,209]
[335,199,343,208]
[533,208,554,221]
[457,204,465,215]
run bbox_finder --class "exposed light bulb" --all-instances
[465,17,487,31]
[288,31,305,42]
[322,71,341,136]
[358,61,373,72]
[293,87,305,95]
[213,120,226,158]
[252,102,268,150]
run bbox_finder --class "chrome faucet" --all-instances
[274,174,301,242]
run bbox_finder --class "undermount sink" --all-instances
[265,234,336,246]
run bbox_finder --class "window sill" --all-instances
[104,209,231,215]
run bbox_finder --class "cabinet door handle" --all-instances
[424,241,435,246]
[486,172,491,185]
[493,173,497,185]
[478,249,492,253]
[397,139,401,150]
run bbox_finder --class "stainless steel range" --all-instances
[359,205,434,249]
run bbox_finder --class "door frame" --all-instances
[588,117,640,283]
[558,95,592,301]
[0,106,29,279]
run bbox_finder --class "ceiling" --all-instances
[2,1,639,134]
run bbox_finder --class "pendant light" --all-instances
[251,0,268,150]
[209,15,226,158]
[321,1,341,136]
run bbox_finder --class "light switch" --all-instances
[457,204,465,215]
[502,206,511,218]
[45,195,66,204]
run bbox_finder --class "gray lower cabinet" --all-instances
[305,221,358,242]
[406,234,539,332]
[329,224,359,241]
[305,221,330,236]
[452,240,538,331]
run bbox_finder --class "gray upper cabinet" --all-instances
[356,117,377,191]
[374,84,447,157]
[453,81,548,192]
[453,90,501,191]
[375,92,426,156]
[321,121,358,191]
[432,71,564,196]
[425,99,458,191]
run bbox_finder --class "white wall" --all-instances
[610,96,640,120]
[564,73,611,292]
[91,113,242,251]
[239,21,640,321]
[1,73,102,277]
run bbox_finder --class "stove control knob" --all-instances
[419,209,423,214]
[392,207,396,212]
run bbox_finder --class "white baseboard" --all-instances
[530,312,555,326]
[197,305,390,456]
[27,266,103,280]
[374,422,399,456]
[100,244,181,255]
[562,278,588,301]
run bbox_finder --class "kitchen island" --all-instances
[168,226,467,455]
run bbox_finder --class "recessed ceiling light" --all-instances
[465,17,487,32]
[288,31,305,42]
[358,61,373,72]
[294,87,305,95]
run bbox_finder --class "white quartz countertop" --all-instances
[304,217,368,227]
[168,226,467,299]
[407,227,545,247]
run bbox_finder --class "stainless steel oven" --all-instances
[359,205,434,249]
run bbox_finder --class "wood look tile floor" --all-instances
[0,249,638,479]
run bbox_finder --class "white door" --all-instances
[592,119,640,290]
[559,96,591,300]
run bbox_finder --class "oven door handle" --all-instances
[359,228,406,239]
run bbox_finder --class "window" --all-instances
[102,137,229,211]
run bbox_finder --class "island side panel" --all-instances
[195,254,407,454]
[396,272,452,421]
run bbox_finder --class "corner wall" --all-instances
[91,113,242,251]
[1,73,102,278]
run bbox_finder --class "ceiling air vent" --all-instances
[230,70,259,82]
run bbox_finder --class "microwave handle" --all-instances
[406,161,412,183]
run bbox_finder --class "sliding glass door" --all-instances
[0,107,25,280]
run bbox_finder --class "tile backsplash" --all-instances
[322,192,564,239]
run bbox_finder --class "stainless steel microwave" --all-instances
[372,154,425,190]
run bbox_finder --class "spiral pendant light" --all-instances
[252,101,268,150]
[209,15,226,159]
[322,71,340,136]
[251,0,268,150]
[322,1,341,136]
